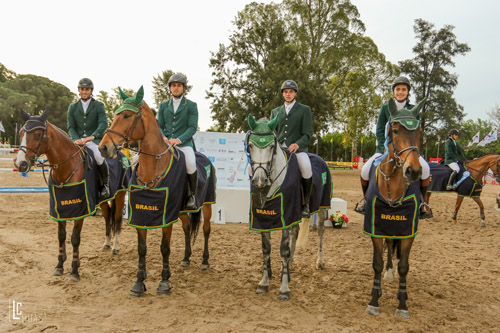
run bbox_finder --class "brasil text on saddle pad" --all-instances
[127,152,215,229]
[363,164,420,239]
[250,152,331,231]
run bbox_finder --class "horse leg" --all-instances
[278,229,291,300]
[157,226,173,295]
[68,220,84,282]
[395,238,414,319]
[316,209,327,270]
[130,229,147,297]
[452,196,465,223]
[101,202,112,251]
[180,213,191,267]
[112,192,125,255]
[256,232,272,295]
[54,221,67,276]
[472,197,486,227]
[366,238,384,315]
[289,224,299,264]
[384,239,394,282]
[201,205,212,270]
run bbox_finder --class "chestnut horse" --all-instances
[425,155,500,227]
[14,109,126,281]
[365,98,425,319]
[99,87,212,297]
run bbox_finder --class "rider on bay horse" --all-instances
[445,129,467,190]
[357,76,431,217]
[271,80,313,218]
[157,73,199,210]
[67,78,110,200]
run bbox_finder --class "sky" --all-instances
[1,0,498,131]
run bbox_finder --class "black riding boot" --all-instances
[301,177,313,218]
[354,182,369,215]
[446,171,458,191]
[419,185,433,219]
[185,171,198,210]
[97,160,110,201]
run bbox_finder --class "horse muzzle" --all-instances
[16,160,31,173]
[403,164,422,182]
[99,143,117,159]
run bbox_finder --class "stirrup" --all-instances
[301,205,310,218]
[99,185,110,201]
[419,202,433,219]
[184,195,197,210]
[354,198,366,215]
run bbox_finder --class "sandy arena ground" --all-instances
[1,153,499,332]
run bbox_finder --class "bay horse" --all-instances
[425,155,500,227]
[99,86,213,297]
[14,109,126,282]
[246,115,330,301]
[363,98,426,319]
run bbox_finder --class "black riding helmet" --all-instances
[392,76,411,91]
[78,78,94,90]
[281,80,298,92]
[168,73,187,88]
[448,129,459,136]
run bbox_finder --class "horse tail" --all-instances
[189,210,202,245]
[110,199,122,236]
[296,217,311,247]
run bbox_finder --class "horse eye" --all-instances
[34,132,42,139]
[123,113,131,119]
[392,129,398,135]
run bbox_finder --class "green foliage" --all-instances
[399,19,471,140]
[0,67,74,144]
[151,70,192,108]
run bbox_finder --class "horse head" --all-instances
[386,98,426,182]
[99,86,151,158]
[15,108,50,173]
[247,114,279,207]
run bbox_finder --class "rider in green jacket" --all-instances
[444,129,466,190]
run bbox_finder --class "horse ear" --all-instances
[248,114,258,130]
[134,86,144,104]
[40,108,50,122]
[388,98,398,118]
[19,108,30,121]
[410,97,427,117]
[267,116,279,131]
[118,87,129,101]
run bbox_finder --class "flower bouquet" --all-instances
[329,211,349,229]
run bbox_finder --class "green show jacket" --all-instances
[445,138,466,165]
[157,96,198,149]
[67,99,108,144]
[270,102,313,153]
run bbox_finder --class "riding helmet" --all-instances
[78,78,94,89]
[392,76,411,91]
[281,80,298,92]
[168,73,187,87]
[448,129,459,136]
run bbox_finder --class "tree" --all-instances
[399,19,471,140]
[97,87,136,122]
[487,104,500,129]
[151,70,192,108]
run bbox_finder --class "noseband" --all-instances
[19,119,48,160]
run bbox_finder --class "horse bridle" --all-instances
[19,119,84,187]
[245,131,286,187]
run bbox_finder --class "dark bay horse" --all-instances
[14,109,126,281]
[99,87,213,297]
[364,98,426,319]
[246,115,330,300]
[425,155,500,227]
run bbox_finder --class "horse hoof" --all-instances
[256,285,268,295]
[315,261,325,270]
[53,268,64,276]
[129,290,144,298]
[395,309,410,319]
[365,305,381,316]
[384,269,393,282]
[112,249,120,255]
[68,274,80,282]
[157,281,172,295]
[278,291,291,301]
[480,221,486,228]
[180,260,190,268]
[130,282,146,297]
[200,264,210,271]
[102,244,111,251]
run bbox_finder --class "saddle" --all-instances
[428,162,481,197]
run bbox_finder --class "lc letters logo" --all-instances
[9,299,22,321]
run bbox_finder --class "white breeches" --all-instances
[361,152,429,181]
[448,162,460,173]
[178,146,196,174]
[85,141,104,165]
[296,152,312,179]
